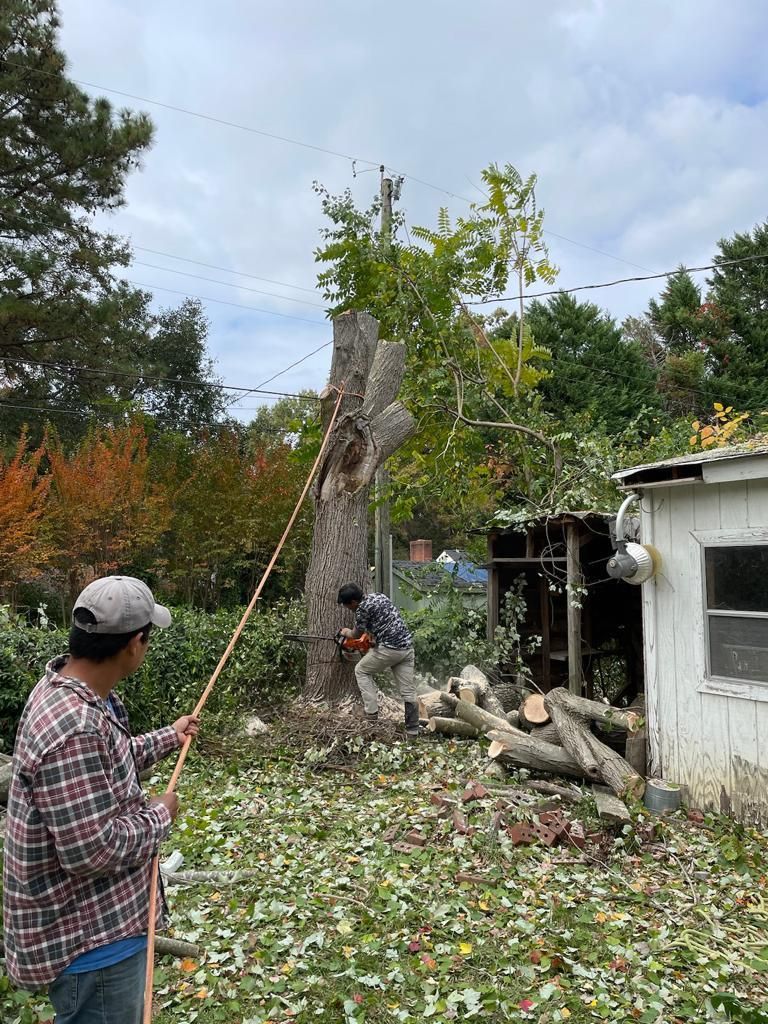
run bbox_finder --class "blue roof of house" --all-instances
[393,558,487,591]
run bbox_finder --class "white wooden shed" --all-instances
[613,443,768,823]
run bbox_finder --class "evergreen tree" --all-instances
[0,3,225,440]
[707,221,768,410]
[524,293,661,434]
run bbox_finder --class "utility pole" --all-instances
[374,167,393,597]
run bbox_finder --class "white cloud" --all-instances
[56,0,768,410]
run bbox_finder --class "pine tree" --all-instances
[0,1,153,369]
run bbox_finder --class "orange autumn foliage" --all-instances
[47,422,170,599]
[0,433,54,591]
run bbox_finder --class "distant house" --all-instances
[392,540,487,613]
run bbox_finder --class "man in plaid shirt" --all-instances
[2,576,200,1023]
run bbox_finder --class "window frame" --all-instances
[692,528,768,703]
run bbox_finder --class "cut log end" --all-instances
[458,686,478,705]
[519,692,550,727]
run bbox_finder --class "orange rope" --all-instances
[142,384,346,1022]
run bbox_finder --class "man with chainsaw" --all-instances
[2,575,200,1024]
[337,583,420,738]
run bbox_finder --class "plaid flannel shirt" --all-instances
[2,656,180,990]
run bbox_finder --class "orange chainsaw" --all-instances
[284,631,374,661]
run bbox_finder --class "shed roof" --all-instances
[613,441,768,488]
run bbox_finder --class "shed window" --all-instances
[705,545,768,683]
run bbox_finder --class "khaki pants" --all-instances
[354,646,416,713]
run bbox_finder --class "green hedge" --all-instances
[0,601,307,749]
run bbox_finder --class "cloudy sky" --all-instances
[57,0,768,417]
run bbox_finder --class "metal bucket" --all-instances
[644,778,682,814]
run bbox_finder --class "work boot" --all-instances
[404,701,420,739]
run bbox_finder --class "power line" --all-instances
[254,340,336,389]
[1,354,327,401]
[131,261,326,308]
[133,247,319,294]
[465,253,768,305]
[124,279,327,325]
[2,58,651,277]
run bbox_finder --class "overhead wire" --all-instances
[1,58,654,278]
[131,261,326,308]
[123,279,327,325]
[0,354,327,401]
[465,253,768,305]
[132,247,319,294]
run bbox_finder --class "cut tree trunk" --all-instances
[486,729,587,780]
[519,692,550,729]
[302,313,416,703]
[418,690,459,720]
[427,717,479,739]
[455,699,516,736]
[545,690,645,800]
[506,710,521,729]
[543,687,643,733]
[530,722,562,746]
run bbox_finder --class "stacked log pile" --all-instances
[421,665,646,802]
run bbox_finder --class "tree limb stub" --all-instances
[361,341,407,419]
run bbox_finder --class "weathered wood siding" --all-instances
[641,477,768,822]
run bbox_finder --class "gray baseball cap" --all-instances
[72,576,172,634]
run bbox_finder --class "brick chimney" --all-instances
[410,539,433,563]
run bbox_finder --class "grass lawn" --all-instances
[2,726,768,1023]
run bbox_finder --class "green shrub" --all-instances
[0,601,307,746]
[402,577,537,682]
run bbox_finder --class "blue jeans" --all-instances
[48,949,147,1024]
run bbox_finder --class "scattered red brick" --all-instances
[403,829,427,847]
[687,808,705,824]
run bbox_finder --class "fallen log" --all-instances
[155,937,202,958]
[162,868,261,885]
[543,687,642,733]
[529,722,562,746]
[491,678,532,713]
[418,689,459,720]
[427,717,479,739]
[506,710,521,729]
[545,691,645,800]
[457,665,507,719]
[486,728,587,780]
[455,700,518,736]
[519,692,550,729]
[518,780,584,803]
[0,752,12,764]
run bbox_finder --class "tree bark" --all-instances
[543,687,643,733]
[529,722,562,746]
[303,314,416,702]
[427,717,479,739]
[455,667,508,719]
[455,699,516,736]
[486,729,587,780]
[492,678,532,713]
[418,690,458,720]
